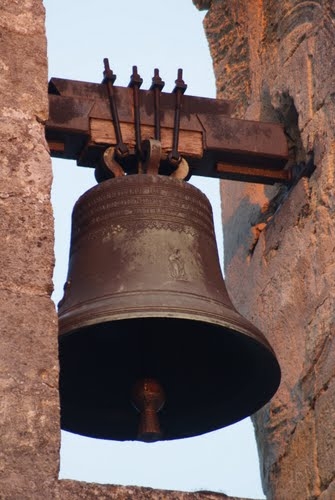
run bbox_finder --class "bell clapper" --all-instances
[131,378,165,442]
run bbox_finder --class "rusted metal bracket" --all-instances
[45,63,315,185]
[168,69,187,167]
[102,59,129,159]
[142,139,161,176]
[216,155,315,185]
[150,69,165,142]
[128,65,143,167]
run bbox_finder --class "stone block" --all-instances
[265,411,320,500]
[318,480,335,500]
[0,192,54,295]
[192,0,212,11]
[0,1,48,121]
[57,481,255,500]
[315,377,335,490]
[0,290,59,499]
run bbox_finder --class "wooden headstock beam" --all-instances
[46,77,290,184]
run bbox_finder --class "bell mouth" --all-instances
[59,316,280,442]
[58,290,276,353]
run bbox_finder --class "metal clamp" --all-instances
[103,58,129,160]
[168,69,187,167]
[95,147,125,183]
[103,147,126,177]
[150,69,165,142]
[129,66,143,169]
[170,157,189,180]
[142,139,162,175]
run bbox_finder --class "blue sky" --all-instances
[44,1,265,497]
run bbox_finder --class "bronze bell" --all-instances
[58,174,280,442]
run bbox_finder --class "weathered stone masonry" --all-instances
[0,0,60,497]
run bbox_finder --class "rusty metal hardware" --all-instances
[150,68,165,141]
[142,139,161,175]
[216,155,315,185]
[102,147,125,177]
[58,174,281,441]
[168,69,187,167]
[170,156,189,180]
[128,66,143,168]
[94,146,126,183]
[103,58,129,159]
[140,138,189,179]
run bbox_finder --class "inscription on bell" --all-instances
[70,175,216,253]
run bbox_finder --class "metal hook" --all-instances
[103,147,126,177]
[170,157,189,180]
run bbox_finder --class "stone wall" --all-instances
[195,1,335,499]
[0,0,60,497]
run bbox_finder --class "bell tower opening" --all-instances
[46,0,267,497]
